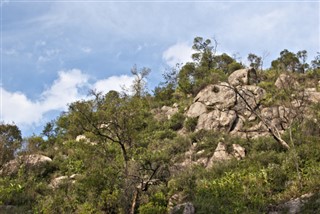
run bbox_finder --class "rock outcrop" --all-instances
[194,82,236,110]
[228,67,257,86]
[275,73,299,89]
[184,68,303,140]
[196,110,237,132]
[179,142,246,169]
[186,102,207,118]
[0,154,52,176]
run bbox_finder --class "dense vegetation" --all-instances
[1,37,320,213]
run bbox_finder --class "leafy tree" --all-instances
[0,123,22,167]
[271,49,308,73]
[311,52,320,69]
[247,53,262,70]
[131,65,151,97]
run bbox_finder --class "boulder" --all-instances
[50,174,80,189]
[232,144,246,160]
[207,142,232,168]
[275,73,299,89]
[161,105,179,119]
[194,82,236,110]
[304,88,320,103]
[186,102,207,118]
[170,202,195,214]
[269,193,314,214]
[0,154,52,176]
[196,109,237,132]
[50,176,69,189]
[228,68,258,87]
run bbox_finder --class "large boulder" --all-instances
[0,154,52,176]
[186,102,207,118]
[275,73,299,89]
[194,82,236,110]
[228,68,258,87]
[304,88,320,103]
[196,109,237,132]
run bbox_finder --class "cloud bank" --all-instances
[1,69,134,134]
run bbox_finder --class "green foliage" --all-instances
[184,117,198,132]
[139,192,167,214]
[0,123,22,167]
[167,113,185,131]
[1,40,320,213]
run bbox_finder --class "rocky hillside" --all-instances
[1,41,320,213]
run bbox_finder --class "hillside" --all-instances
[1,38,320,213]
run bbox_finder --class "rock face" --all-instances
[194,82,236,110]
[235,85,266,112]
[304,88,320,103]
[179,142,246,169]
[0,154,52,176]
[196,110,237,132]
[275,73,299,89]
[228,68,257,87]
[186,102,207,118]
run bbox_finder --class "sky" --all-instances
[1,0,319,137]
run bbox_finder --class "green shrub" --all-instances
[168,113,185,131]
[184,117,198,132]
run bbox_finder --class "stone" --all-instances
[0,154,52,176]
[50,176,69,189]
[161,105,179,119]
[304,88,320,103]
[196,109,237,132]
[275,73,299,89]
[194,82,236,110]
[170,202,195,214]
[207,142,232,168]
[261,106,294,130]
[186,102,207,118]
[232,144,246,160]
[228,68,258,87]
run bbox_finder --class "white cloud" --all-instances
[93,75,135,95]
[1,69,134,133]
[162,42,195,67]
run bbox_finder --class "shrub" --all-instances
[184,117,198,132]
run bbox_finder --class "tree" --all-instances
[131,65,151,97]
[311,52,320,69]
[247,53,262,71]
[271,49,308,73]
[0,123,22,167]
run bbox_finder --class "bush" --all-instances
[184,117,198,132]
[168,113,185,131]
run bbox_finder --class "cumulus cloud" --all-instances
[1,69,135,133]
[162,42,195,67]
[93,75,135,95]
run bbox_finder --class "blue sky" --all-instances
[1,0,319,137]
